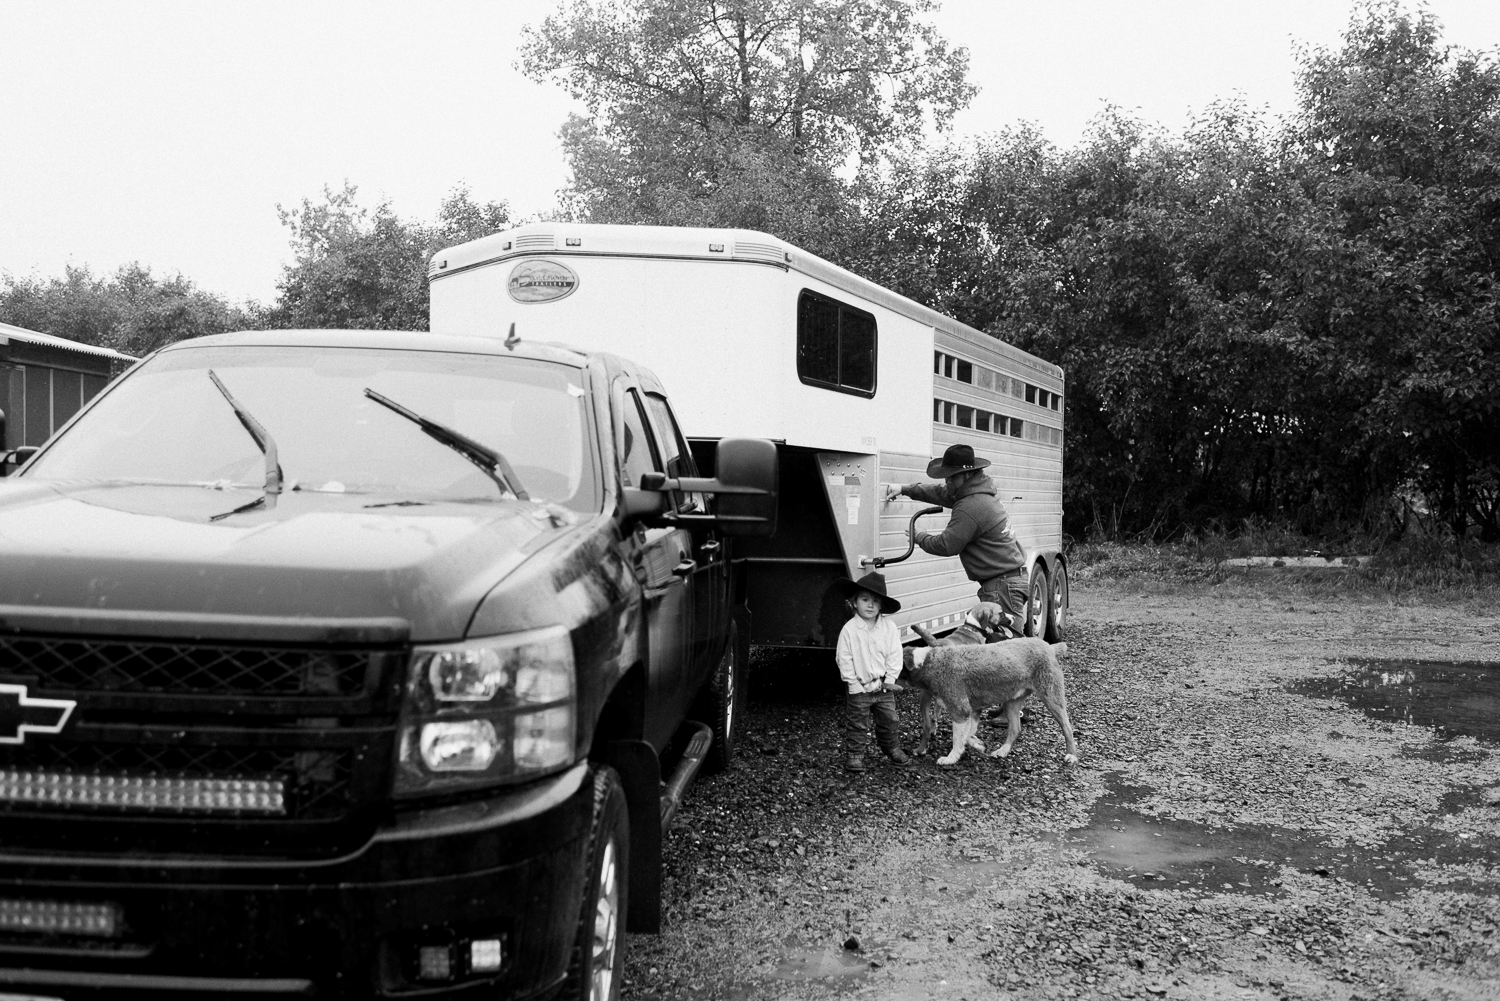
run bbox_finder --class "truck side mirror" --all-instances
[620,486,666,521]
[713,438,778,538]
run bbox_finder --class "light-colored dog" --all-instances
[902,623,1079,767]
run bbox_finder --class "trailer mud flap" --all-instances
[596,739,662,933]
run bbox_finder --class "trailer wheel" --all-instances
[1025,564,1051,640]
[563,767,629,1001]
[1045,561,1068,642]
[697,622,745,774]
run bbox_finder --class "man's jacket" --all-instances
[904,473,1026,581]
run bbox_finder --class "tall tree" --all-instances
[0,263,252,357]
[1290,2,1500,539]
[519,0,973,249]
[262,184,511,331]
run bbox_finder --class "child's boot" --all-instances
[886,748,911,765]
[844,754,867,772]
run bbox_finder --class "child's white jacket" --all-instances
[835,615,903,694]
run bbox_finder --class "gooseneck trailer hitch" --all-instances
[859,506,943,569]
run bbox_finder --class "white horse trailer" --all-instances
[429,224,1067,647]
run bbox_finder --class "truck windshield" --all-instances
[24,345,599,511]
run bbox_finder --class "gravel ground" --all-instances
[623,576,1500,1001]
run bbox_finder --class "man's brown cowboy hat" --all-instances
[925,443,991,479]
[835,570,901,615]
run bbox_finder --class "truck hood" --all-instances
[0,480,585,642]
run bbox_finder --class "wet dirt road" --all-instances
[623,577,1500,1001]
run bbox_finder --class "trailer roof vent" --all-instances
[732,241,786,266]
[514,234,555,251]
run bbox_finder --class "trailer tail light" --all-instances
[394,626,576,797]
[0,898,120,937]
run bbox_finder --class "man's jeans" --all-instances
[977,568,1029,634]
[844,690,901,756]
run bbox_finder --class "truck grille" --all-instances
[0,632,402,854]
[0,636,374,696]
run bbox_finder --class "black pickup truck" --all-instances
[0,328,776,999]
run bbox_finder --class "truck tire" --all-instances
[697,622,745,774]
[563,767,629,1001]
[1044,560,1068,642]
[1025,564,1051,640]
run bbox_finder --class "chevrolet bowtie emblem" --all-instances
[0,684,75,745]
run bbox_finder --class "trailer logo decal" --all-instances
[508,259,579,303]
[0,684,74,745]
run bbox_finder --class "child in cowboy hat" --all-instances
[887,443,1029,637]
[834,571,910,772]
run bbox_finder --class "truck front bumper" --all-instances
[0,763,593,999]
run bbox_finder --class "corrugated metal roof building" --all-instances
[0,322,137,451]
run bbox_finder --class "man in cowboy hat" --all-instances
[834,570,910,772]
[887,444,1029,636]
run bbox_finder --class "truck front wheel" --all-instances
[564,767,629,1001]
[697,622,745,774]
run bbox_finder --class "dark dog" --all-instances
[902,623,1079,767]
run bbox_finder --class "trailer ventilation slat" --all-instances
[514,234,556,251]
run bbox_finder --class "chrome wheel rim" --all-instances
[1029,576,1045,637]
[1051,567,1067,634]
[723,648,736,743]
[590,838,619,1000]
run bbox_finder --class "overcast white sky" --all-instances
[2,0,1498,306]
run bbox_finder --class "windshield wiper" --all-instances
[363,388,529,501]
[207,370,283,521]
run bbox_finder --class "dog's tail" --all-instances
[913,624,941,647]
[1051,641,1069,658]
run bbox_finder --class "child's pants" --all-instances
[844,690,901,756]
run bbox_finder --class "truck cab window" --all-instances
[645,393,705,512]
[796,289,877,397]
[618,387,661,487]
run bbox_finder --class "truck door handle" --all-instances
[672,559,697,578]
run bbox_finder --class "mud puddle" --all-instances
[1058,774,1497,898]
[1290,658,1500,743]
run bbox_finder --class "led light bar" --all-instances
[0,898,120,937]
[0,770,286,815]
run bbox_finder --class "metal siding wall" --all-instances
[23,367,51,446]
[82,373,108,405]
[52,369,82,430]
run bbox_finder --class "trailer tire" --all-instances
[697,622,745,774]
[1025,564,1050,640]
[1044,560,1068,642]
[563,767,629,1001]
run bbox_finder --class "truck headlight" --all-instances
[394,626,576,797]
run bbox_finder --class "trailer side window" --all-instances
[797,290,877,397]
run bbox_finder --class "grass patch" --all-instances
[1068,527,1500,596]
